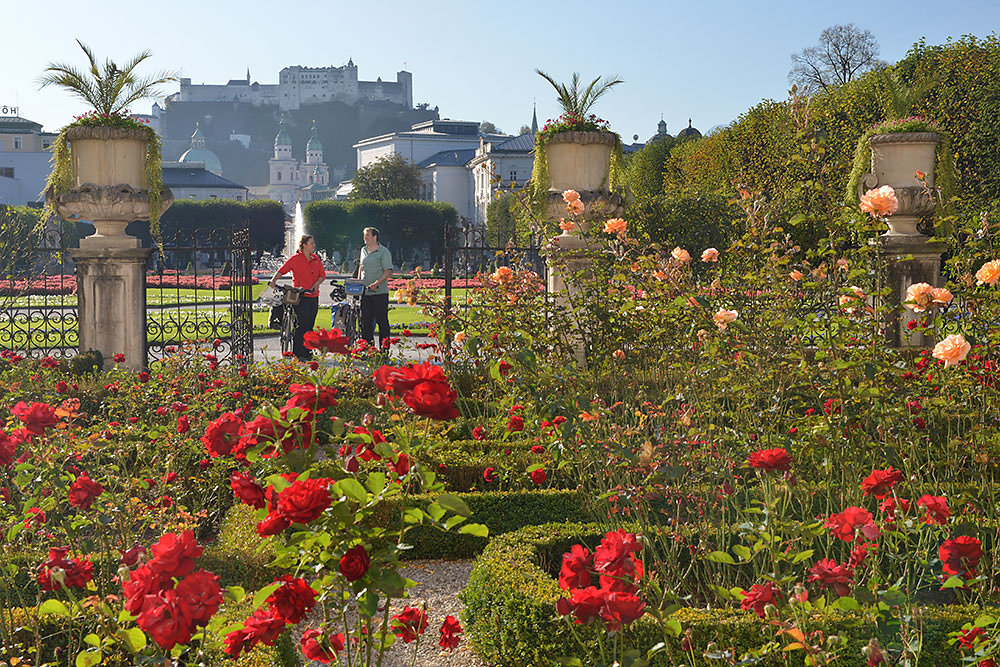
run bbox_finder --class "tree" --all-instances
[38,40,176,116]
[518,125,533,136]
[535,70,624,117]
[480,121,502,134]
[485,193,518,247]
[789,24,885,95]
[350,153,422,201]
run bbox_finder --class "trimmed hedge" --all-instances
[461,522,978,667]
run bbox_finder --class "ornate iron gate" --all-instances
[0,210,79,359]
[146,219,254,364]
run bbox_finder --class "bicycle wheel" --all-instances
[281,305,295,355]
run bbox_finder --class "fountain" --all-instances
[292,201,305,251]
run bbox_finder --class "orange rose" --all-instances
[701,248,719,262]
[603,218,627,235]
[558,219,576,232]
[612,349,625,360]
[562,189,580,203]
[671,247,691,264]
[579,411,599,422]
[904,282,934,312]
[932,334,971,368]
[838,286,865,314]
[789,270,803,281]
[975,259,1000,286]
[652,270,668,281]
[453,332,467,344]
[491,267,513,284]
[859,186,899,219]
[931,287,953,306]
[713,309,738,330]
[836,258,850,272]
[567,199,585,215]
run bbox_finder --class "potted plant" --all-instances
[530,71,627,227]
[846,70,956,237]
[41,40,176,248]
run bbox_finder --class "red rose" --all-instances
[807,558,854,597]
[826,507,880,542]
[120,545,146,567]
[939,535,984,579]
[68,472,103,510]
[594,530,642,593]
[11,401,57,435]
[562,586,605,624]
[600,591,645,632]
[390,452,410,477]
[530,468,547,485]
[472,425,487,441]
[339,545,371,582]
[376,362,447,394]
[301,629,345,662]
[149,530,203,580]
[507,415,524,432]
[391,606,428,643]
[277,478,331,524]
[177,416,190,434]
[958,626,986,649]
[113,353,125,363]
[439,615,463,650]
[201,412,243,457]
[224,608,287,657]
[304,328,350,355]
[37,548,94,592]
[740,581,783,618]
[256,511,290,537]
[861,467,903,499]
[266,575,316,624]
[918,494,950,525]
[123,563,167,614]
[175,569,223,626]
[0,431,17,467]
[286,383,338,412]
[137,589,193,649]
[483,467,497,483]
[531,445,546,454]
[559,544,592,590]
[230,471,266,509]
[402,380,459,420]
[747,447,792,472]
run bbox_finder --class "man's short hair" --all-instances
[363,227,380,240]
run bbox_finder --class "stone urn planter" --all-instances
[857,132,940,237]
[45,126,173,249]
[544,131,617,193]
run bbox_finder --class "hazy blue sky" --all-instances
[5,0,999,142]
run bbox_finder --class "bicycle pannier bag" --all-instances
[269,306,284,329]
[282,289,302,306]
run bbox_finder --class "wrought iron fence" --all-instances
[0,212,79,358]
[145,219,254,364]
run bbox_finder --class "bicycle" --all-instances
[262,284,305,356]
[331,279,365,344]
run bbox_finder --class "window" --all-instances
[509,169,517,182]
[209,194,218,199]
[13,137,22,150]
[0,167,13,178]
[276,171,281,181]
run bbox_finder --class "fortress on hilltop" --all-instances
[171,60,412,111]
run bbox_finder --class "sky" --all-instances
[4,0,1000,143]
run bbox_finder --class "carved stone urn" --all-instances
[45,126,173,249]
[857,132,940,237]
[545,131,617,192]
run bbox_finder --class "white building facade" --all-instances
[0,115,57,206]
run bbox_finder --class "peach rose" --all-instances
[713,309,738,330]
[789,269,803,281]
[701,248,719,262]
[603,218,627,235]
[975,259,1000,286]
[612,349,625,360]
[859,185,900,219]
[671,247,691,264]
[559,219,576,232]
[904,282,934,312]
[811,263,828,280]
[838,286,865,314]
[652,270,668,281]
[567,199,585,216]
[931,287,953,306]
[491,266,513,284]
[453,331,467,344]
[932,334,971,368]
[836,258,850,272]
[914,170,926,180]
[562,189,580,203]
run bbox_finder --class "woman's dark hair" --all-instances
[298,234,314,250]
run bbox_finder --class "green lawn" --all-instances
[253,305,433,335]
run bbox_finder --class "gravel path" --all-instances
[298,560,489,667]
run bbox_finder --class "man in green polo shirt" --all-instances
[358,226,393,347]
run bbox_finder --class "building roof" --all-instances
[490,133,535,153]
[416,148,476,168]
[306,120,322,151]
[163,165,247,190]
[0,116,43,134]
[676,119,702,139]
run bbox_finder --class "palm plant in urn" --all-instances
[41,40,176,248]
[530,70,626,230]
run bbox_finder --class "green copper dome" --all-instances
[179,121,223,174]
[306,120,322,151]
[274,117,291,147]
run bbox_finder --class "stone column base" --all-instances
[546,233,604,367]
[69,247,153,371]
[877,234,945,348]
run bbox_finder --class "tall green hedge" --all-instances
[125,199,286,254]
[305,199,457,267]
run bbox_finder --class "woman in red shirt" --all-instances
[268,235,326,361]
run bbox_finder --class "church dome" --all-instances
[306,120,322,151]
[274,117,291,147]
[646,118,672,144]
[178,122,223,174]
[676,118,702,139]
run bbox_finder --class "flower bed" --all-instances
[0,273,258,296]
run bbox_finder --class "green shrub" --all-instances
[462,522,978,667]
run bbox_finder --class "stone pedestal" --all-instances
[70,248,153,371]
[877,235,945,348]
[546,233,602,366]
